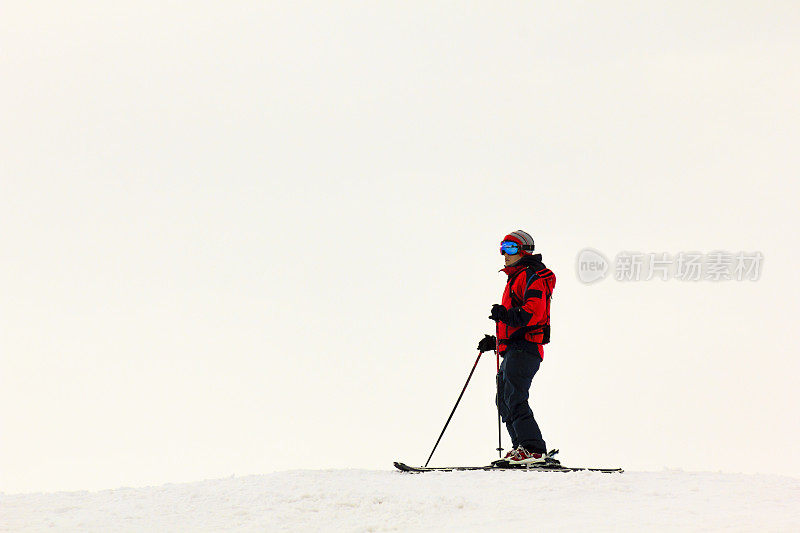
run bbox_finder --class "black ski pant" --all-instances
[496,345,546,454]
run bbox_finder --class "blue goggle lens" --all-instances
[500,241,520,255]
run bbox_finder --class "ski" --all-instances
[394,461,623,473]
[395,451,621,473]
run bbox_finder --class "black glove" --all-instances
[477,334,497,352]
[489,304,508,322]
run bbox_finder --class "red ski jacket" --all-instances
[496,254,555,359]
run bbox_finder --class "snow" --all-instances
[2,468,798,532]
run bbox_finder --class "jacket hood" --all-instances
[501,253,544,276]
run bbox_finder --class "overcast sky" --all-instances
[2,1,799,492]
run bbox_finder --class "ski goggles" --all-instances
[500,240,520,255]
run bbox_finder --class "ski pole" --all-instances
[424,350,483,467]
[496,350,503,458]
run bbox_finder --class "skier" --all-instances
[477,230,555,465]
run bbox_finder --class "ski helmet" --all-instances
[502,230,535,254]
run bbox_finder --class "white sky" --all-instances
[2,1,799,492]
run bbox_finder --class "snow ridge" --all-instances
[2,469,799,532]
